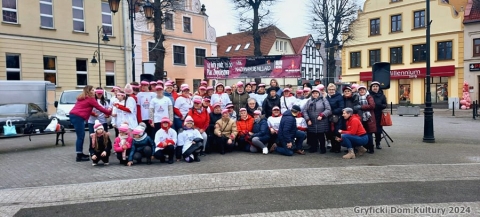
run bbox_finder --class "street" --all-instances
[1,110,480,216]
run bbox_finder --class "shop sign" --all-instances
[470,63,480,72]
[360,65,455,81]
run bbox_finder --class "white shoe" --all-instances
[104,163,109,166]
[262,147,268,155]
[326,140,332,148]
[92,163,97,166]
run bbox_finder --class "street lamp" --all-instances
[90,26,110,87]
[314,38,323,82]
[108,0,153,82]
[423,0,435,143]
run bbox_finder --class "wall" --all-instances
[464,22,480,102]
[268,39,295,55]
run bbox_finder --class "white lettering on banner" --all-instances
[206,69,230,76]
[390,69,421,77]
[234,65,272,72]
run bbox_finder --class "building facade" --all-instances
[342,0,468,105]
[0,0,128,98]
[133,0,217,90]
[463,0,480,102]
[291,35,324,85]
[215,25,297,87]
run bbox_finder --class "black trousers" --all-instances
[307,132,326,153]
[153,145,175,162]
[92,151,110,164]
[116,149,131,165]
[268,133,278,149]
[143,120,156,140]
[326,131,341,152]
[132,146,152,163]
[183,142,203,162]
[214,136,235,154]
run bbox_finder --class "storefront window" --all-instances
[399,79,410,103]
[426,77,448,103]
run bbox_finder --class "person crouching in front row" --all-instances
[274,105,306,156]
[178,116,204,162]
[335,108,368,159]
[214,109,238,154]
[89,120,112,166]
[154,117,177,164]
[113,123,132,165]
[248,110,270,154]
[127,123,155,166]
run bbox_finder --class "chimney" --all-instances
[227,32,232,35]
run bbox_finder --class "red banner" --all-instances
[359,65,455,81]
[204,55,302,79]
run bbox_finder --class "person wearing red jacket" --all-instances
[236,108,254,151]
[70,85,112,162]
[187,98,210,155]
[336,108,368,159]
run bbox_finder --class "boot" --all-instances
[76,153,89,162]
[376,142,382,149]
[366,144,374,154]
[342,149,355,159]
[146,158,152,165]
[193,152,200,162]
[356,146,367,156]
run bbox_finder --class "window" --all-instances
[301,67,306,78]
[2,0,17,23]
[165,13,173,30]
[350,52,361,68]
[5,54,20,80]
[370,18,380,35]
[412,44,427,62]
[475,39,480,57]
[279,41,283,51]
[275,41,279,50]
[244,43,250,49]
[226,46,232,52]
[390,47,403,64]
[105,61,115,87]
[101,2,113,36]
[173,45,185,65]
[183,16,191,32]
[399,80,410,103]
[235,44,241,51]
[40,0,54,28]
[391,14,401,32]
[43,56,56,85]
[427,77,449,103]
[195,48,205,66]
[284,42,287,52]
[414,10,425,29]
[193,79,201,91]
[437,41,452,60]
[313,47,316,58]
[391,0,400,2]
[369,49,381,66]
[76,59,88,86]
[72,0,84,32]
[148,42,158,61]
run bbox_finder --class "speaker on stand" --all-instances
[372,62,391,89]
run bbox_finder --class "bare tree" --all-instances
[311,0,359,84]
[232,0,278,56]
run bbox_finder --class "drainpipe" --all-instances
[122,0,129,85]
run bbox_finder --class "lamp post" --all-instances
[314,39,324,83]
[90,26,110,87]
[423,0,435,143]
[107,0,154,83]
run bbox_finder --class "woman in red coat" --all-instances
[355,86,376,154]
[336,108,368,159]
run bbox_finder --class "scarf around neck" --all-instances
[134,133,147,142]
[358,93,372,121]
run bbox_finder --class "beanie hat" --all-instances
[157,80,163,84]
[239,108,247,112]
[225,86,232,90]
[164,81,173,86]
[351,84,359,89]
[358,85,367,90]
[215,83,224,88]
[150,81,157,85]
[370,81,381,87]
[140,80,149,85]
[258,83,266,87]
[94,120,103,131]
[201,80,208,85]
[254,110,261,115]
[291,105,301,112]
[221,109,229,114]
[236,81,244,87]
[199,86,206,90]
[132,122,146,135]
[206,86,214,90]
[184,116,194,124]
[303,87,311,92]
[124,83,134,95]
[155,85,164,90]
[213,102,222,108]
[161,117,171,124]
[250,81,256,85]
[343,86,353,92]
[118,122,129,133]
[111,86,121,92]
[317,84,325,90]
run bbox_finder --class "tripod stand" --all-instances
[379,129,393,147]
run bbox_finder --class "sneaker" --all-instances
[92,163,97,166]
[376,144,382,149]
[104,163,109,166]
[326,140,332,149]
[262,147,268,155]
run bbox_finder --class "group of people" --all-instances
[68,78,387,166]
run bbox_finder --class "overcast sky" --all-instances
[201,0,365,39]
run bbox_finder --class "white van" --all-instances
[54,90,113,128]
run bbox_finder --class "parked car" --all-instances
[0,103,52,135]
[54,90,113,129]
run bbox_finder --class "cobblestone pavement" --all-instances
[0,113,479,216]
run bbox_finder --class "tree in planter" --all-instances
[310,0,358,84]
[232,0,278,57]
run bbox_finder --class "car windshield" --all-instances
[60,91,81,104]
[0,104,27,115]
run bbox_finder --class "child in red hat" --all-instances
[153,117,177,164]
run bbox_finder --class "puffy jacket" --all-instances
[187,107,210,131]
[303,96,332,133]
[208,112,222,134]
[277,110,297,145]
[230,91,250,115]
[113,136,133,153]
[251,118,270,143]
[236,115,254,136]
[262,95,281,118]
[214,118,237,139]
[327,92,345,116]
[128,136,155,161]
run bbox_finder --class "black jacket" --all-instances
[262,95,281,118]
[278,110,297,145]
[208,112,222,134]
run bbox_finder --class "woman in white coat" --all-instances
[210,83,231,110]
[111,85,138,130]
[280,88,296,114]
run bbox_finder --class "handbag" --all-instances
[44,118,58,132]
[3,120,17,136]
[380,112,392,126]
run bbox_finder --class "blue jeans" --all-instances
[275,130,306,156]
[70,114,86,153]
[340,134,368,149]
[88,123,108,147]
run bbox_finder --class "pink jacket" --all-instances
[113,136,133,153]
[70,97,112,120]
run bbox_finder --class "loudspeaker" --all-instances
[372,62,391,89]
[140,74,155,82]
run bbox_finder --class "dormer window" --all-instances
[226,46,232,52]
[235,44,241,51]
[244,43,250,49]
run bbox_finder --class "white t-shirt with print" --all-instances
[267,116,282,132]
[174,96,193,118]
[149,96,173,123]
[137,92,156,121]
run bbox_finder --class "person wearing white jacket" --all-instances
[210,83,231,110]
[280,88,297,114]
[249,83,268,106]
[111,88,138,130]
[177,116,203,163]
[153,117,177,164]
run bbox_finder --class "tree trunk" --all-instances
[328,47,336,84]
[252,4,262,57]
[153,0,166,81]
